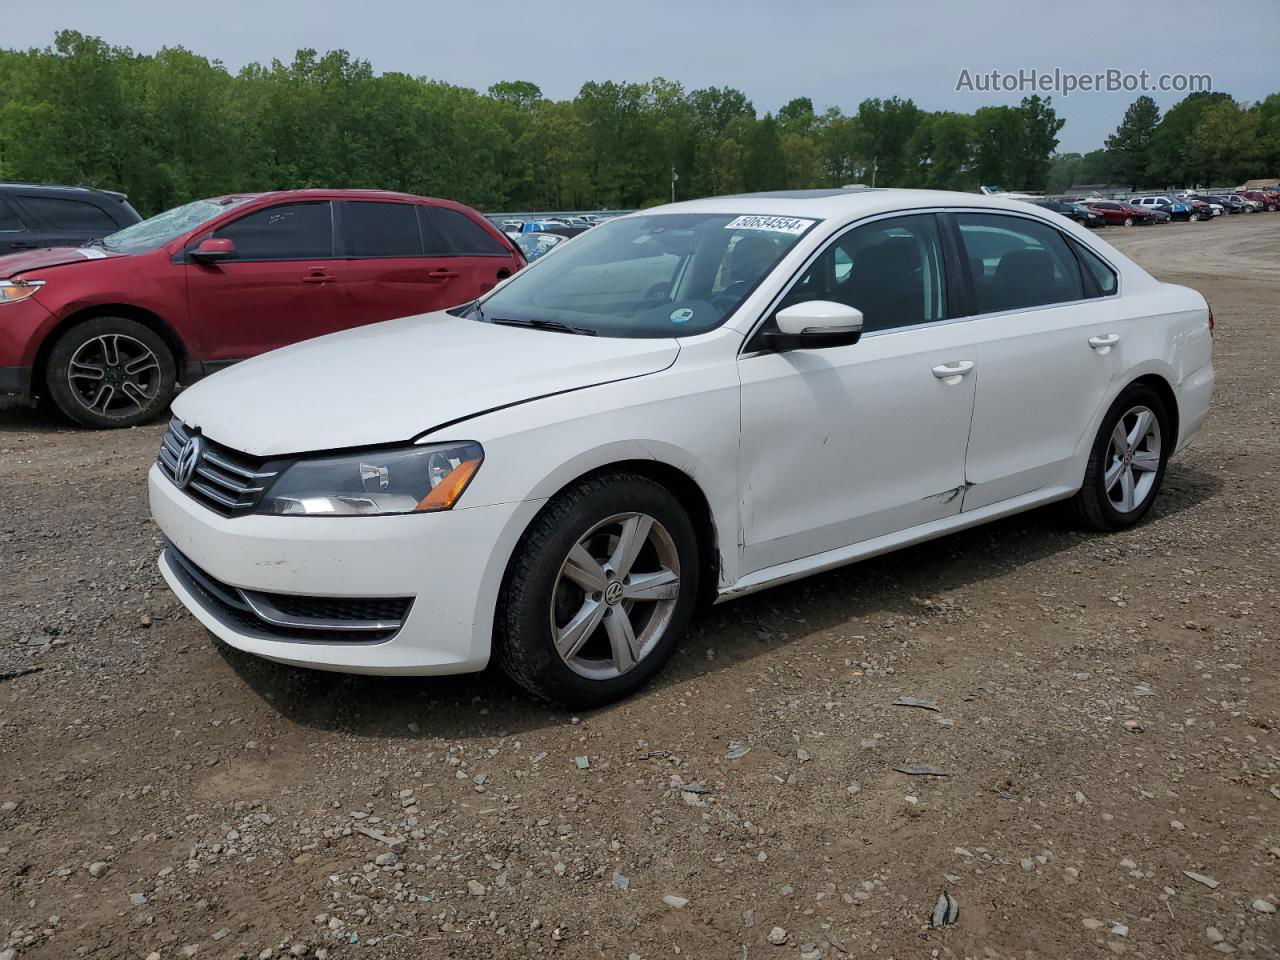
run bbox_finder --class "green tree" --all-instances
[1104,96,1160,189]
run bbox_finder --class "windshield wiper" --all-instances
[488,317,597,336]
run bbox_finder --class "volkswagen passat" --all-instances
[150,189,1214,707]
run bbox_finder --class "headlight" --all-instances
[0,279,44,304]
[259,441,483,516]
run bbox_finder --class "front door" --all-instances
[737,213,977,575]
[183,201,347,362]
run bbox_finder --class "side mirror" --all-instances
[766,300,863,351]
[190,237,237,264]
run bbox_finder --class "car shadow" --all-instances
[217,460,1221,739]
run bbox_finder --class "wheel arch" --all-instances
[1130,372,1180,444]
[35,304,186,394]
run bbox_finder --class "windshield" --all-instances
[475,212,816,338]
[102,197,256,254]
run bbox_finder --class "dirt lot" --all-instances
[1,215,1277,960]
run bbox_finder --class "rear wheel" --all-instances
[496,473,699,708]
[1123,216,1135,227]
[1069,383,1171,532]
[45,317,176,428]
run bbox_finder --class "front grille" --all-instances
[164,542,411,644]
[156,417,280,517]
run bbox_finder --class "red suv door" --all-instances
[422,204,521,301]
[183,200,348,362]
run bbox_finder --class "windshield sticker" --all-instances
[77,248,108,260]
[724,215,816,235]
[669,307,695,324]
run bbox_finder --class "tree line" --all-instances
[0,32,1275,217]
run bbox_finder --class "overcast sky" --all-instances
[8,0,1275,153]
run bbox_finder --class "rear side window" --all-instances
[1070,239,1118,297]
[955,213,1085,314]
[215,202,333,260]
[20,195,118,233]
[428,207,510,256]
[776,213,948,334]
[341,201,423,258]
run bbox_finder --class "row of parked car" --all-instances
[0,181,527,427]
[1032,188,1279,229]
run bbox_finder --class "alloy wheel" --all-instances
[67,333,162,418]
[550,512,681,680]
[1105,405,1162,513]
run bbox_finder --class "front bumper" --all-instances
[149,464,540,675]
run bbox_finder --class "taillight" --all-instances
[1207,305,1214,337]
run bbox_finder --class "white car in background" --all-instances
[150,189,1214,707]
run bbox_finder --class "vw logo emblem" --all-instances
[604,581,625,605]
[174,435,204,490]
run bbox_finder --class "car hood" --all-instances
[0,246,125,277]
[172,312,681,457]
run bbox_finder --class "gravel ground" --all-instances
[1,215,1277,960]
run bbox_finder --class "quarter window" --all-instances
[341,201,423,258]
[1070,238,1118,297]
[775,214,948,334]
[955,213,1084,313]
[214,202,334,260]
[20,196,117,233]
[428,207,509,256]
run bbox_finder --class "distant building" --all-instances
[1241,177,1280,189]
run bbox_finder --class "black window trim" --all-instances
[333,198,431,261]
[182,200,337,264]
[740,208,961,355]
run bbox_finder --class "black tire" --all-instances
[1123,217,1134,227]
[495,473,699,708]
[1069,383,1172,532]
[45,317,176,428]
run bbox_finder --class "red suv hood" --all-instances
[0,246,125,278]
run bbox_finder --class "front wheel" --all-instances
[1069,384,1171,531]
[45,317,176,428]
[496,473,699,708]
[1123,217,1135,227]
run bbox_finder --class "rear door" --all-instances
[951,211,1125,510]
[183,200,347,362]
[424,205,521,306]
[0,196,38,255]
[330,199,469,323]
[13,194,121,247]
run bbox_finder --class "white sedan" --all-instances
[149,189,1214,707]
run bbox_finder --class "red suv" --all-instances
[0,189,524,427]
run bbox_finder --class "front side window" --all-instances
[773,214,948,334]
[104,197,255,255]
[0,198,28,233]
[341,201,422,258]
[215,202,334,260]
[474,212,815,338]
[955,213,1084,313]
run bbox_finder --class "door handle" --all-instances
[426,268,460,281]
[1088,334,1120,351]
[932,361,975,381]
[302,271,336,284]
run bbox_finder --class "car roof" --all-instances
[638,187,1081,221]
[0,181,130,202]
[219,188,458,205]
